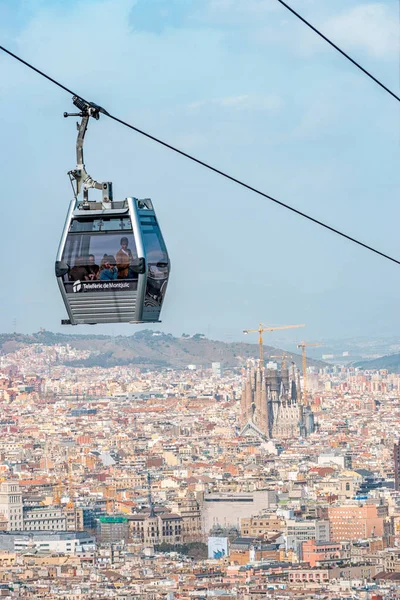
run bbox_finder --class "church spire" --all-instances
[147,472,155,518]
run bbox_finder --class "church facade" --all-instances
[240,362,314,441]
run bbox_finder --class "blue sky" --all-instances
[0,0,399,346]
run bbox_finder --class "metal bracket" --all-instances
[64,96,113,206]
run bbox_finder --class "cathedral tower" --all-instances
[240,360,313,441]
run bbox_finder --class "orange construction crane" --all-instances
[243,323,305,366]
[269,352,295,370]
[297,341,323,405]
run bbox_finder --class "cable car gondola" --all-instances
[55,97,170,325]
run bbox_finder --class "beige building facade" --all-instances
[0,482,23,531]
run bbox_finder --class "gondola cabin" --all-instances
[55,197,169,324]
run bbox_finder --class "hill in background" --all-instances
[0,330,325,370]
[354,353,400,374]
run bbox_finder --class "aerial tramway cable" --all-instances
[275,0,400,105]
[0,43,399,267]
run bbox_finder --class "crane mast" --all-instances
[297,341,323,405]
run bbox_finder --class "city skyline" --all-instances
[0,337,400,595]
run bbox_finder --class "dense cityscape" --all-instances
[0,333,399,598]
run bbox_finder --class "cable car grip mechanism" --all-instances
[64,95,112,208]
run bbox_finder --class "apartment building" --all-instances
[128,512,183,545]
[302,539,342,567]
[97,516,129,543]
[241,516,284,537]
[21,504,82,531]
[23,506,65,531]
[328,504,384,542]
[285,519,330,558]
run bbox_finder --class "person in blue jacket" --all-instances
[99,255,118,281]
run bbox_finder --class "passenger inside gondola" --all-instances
[99,255,118,280]
[116,237,135,279]
[69,256,88,282]
[85,254,99,280]
[62,230,138,282]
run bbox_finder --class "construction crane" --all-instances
[269,353,294,370]
[297,341,323,405]
[243,323,305,366]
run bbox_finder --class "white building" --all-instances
[202,490,277,533]
[23,507,66,531]
[0,482,23,531]
[318,452,349,469]
[212,362,223,378]
[0,531,95,555]
[285,519,330,559]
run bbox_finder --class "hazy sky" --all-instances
[1,0,399,345]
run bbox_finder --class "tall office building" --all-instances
[240,362,313,441]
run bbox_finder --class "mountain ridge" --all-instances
[0,330,325,370]
[354,353,400,374]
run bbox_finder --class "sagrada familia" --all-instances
[240,361,315,441]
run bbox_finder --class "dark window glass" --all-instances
[62,232,138,282]
[142,224,169,308]
[142,226,168,266]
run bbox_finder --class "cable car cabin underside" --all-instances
[55,197,170,325]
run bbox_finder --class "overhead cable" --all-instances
[0,45,77,96]
[0,43,399,266]
[275,0,400,104]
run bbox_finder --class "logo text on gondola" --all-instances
[66,280,137,293]
[81,282,130,291]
